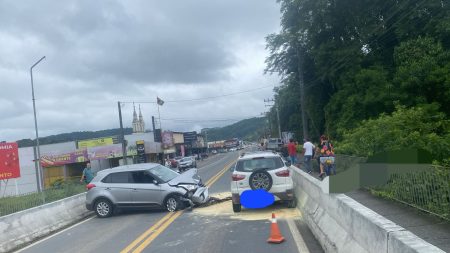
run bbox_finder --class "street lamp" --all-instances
[30,56,45,192]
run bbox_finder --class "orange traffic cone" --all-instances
[267,213,285,244]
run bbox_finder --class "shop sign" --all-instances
[136,140,146,163]
[78,136,118,149]
[0,142,20,179]
[41,149,88,167]
[162,131,174,149]
[88,144,123,160]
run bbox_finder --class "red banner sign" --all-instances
[0,142,21,179]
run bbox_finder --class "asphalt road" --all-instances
[17,151,323,253]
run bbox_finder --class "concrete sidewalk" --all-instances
[346,189,450,252]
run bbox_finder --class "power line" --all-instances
[160,116,262,122]
[119,85,273,104]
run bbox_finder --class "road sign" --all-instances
[0,142,20,179]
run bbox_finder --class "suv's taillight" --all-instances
[86,183,96,190]
[275,170,290,177]
[232,174,246,181]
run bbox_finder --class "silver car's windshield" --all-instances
[149,165,179,183]
[180,158,190,162]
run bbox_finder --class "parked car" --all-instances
[211,150,217,154]
[85,163,209,218]
[230,151,295,212]
[178,157,197,172]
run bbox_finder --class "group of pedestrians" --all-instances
[286,135,335,179]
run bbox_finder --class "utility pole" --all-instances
[260,111,271,138]
[30,56,45,192]
[296,46,308,139]
[264,98,281,139]
[204,130,208,153]
[117,101,127,165]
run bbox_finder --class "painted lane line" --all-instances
[204,161,232,186]
[131,211,183,253]
[120,212,176,253]
[205,160,235,186]
[206,162,233,187]
[15,216,95,253]
[287,219,310,253]
[198,154,228,170]
[121,160,234,253]
[205,161,232,185]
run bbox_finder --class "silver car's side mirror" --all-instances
[153,180,159,185]
[285,161,291,167]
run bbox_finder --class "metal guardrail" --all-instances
[370,165,450,221]
[0,182,86,217]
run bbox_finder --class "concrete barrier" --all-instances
[0,193,91,253]
[291,166,444,253]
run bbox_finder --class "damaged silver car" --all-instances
[85,163,209,218]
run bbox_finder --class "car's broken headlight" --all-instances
[179,184,196,192]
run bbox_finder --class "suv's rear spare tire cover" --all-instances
[249,170,273,191]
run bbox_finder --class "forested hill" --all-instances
[265,0,449,164]
[17,128,133,148]
[16,117,266,148]
[203,117,267,141]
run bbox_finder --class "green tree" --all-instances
[338,104,450,163]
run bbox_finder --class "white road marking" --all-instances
[287,219,310,253]
[198,154,230,170]
[15,216,95,253]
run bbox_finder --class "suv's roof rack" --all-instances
[239,150,278,158]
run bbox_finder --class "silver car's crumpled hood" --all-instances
[169,168,201,185]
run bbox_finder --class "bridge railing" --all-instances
[369,164,450,221]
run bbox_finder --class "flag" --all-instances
[157,97,164,106]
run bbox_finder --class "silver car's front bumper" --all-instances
[191,186,209,204]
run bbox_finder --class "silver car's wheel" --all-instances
[95,199,113,218]
[249,170,273,191]
[165,195,183,212]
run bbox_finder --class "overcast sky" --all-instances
[0,0,281,142]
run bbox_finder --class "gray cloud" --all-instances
[0,0,280,142]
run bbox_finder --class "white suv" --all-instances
[230,151,296,212]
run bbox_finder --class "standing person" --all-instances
[80,162,94,184]
[165,157,171,167]
[302,138,315,173]
[318,135,335,178]
[287,138,298,165]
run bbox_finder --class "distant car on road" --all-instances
[266,138,284,152]
[230,151,295,212]
[211,150,217,154]
[178,157,197,172]
[85,163,209,218]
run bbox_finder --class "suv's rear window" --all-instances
[235,157,284,172]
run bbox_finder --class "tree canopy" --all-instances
[265,0,450,163]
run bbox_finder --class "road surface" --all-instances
[17,151,323,253]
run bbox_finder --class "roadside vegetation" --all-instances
[264,0,449,165]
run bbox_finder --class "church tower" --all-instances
[132,103,139,133]
[138,105,145,133]
[132,103,145,133]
